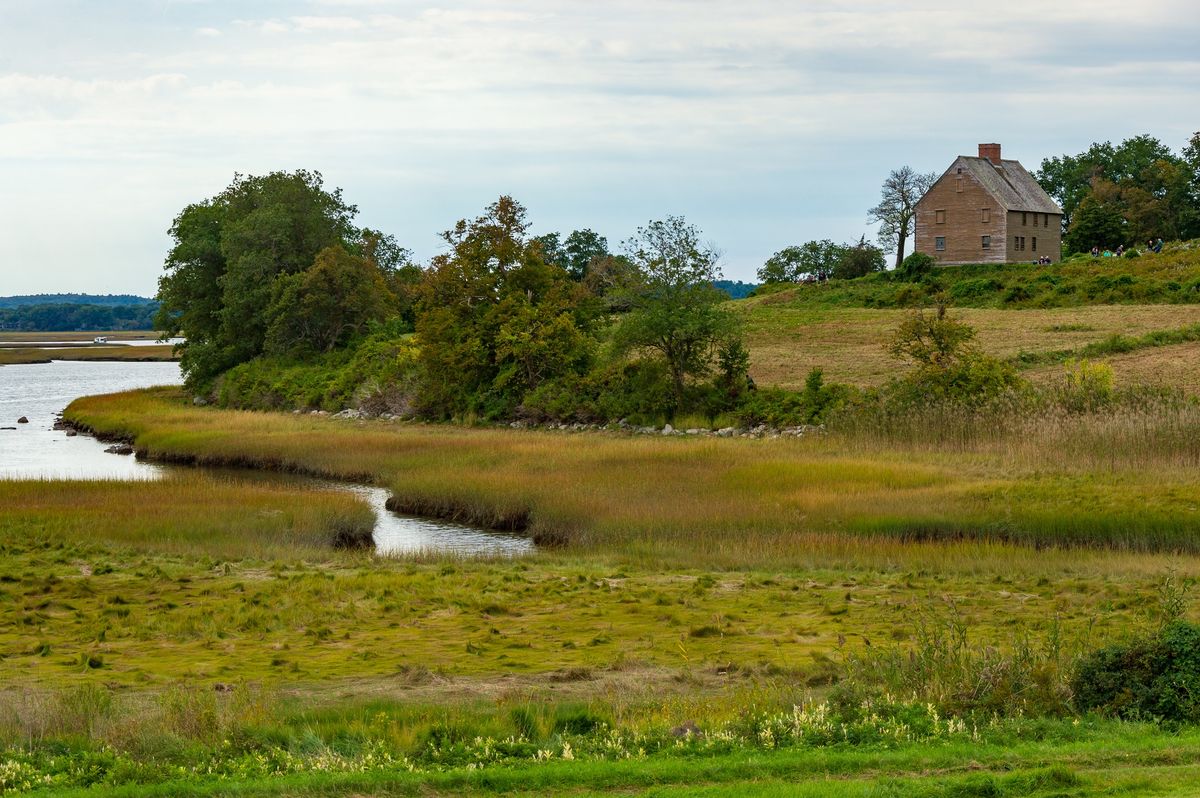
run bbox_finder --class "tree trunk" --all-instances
[895,234,907,270]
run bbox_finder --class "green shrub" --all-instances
[897,252,936,281]
[1003,284,1032,304]
[734,369,855,427]
[519,359,676,425]
[1055,360,1115,413]
[1073,621,1200,722]
[949,278,1004,301]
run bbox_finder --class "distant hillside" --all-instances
[713,280,759,299]
[0,293,155,309]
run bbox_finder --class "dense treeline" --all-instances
[160,172,755,424]
[0,302,158,331]
[1036,132,1200,253]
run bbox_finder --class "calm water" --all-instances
[0,337,185,349]
[0,360,178,480]
[0,360,532,556]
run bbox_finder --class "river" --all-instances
[0,359,532,557]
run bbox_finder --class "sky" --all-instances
[2,1,1199,295]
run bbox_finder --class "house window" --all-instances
[1032,214,1038,227]
[1043,213,1049,227]
[935,237,945,251]
[1014,236,1020,251]
[981,208,990,223]
[981,235,991,249]
[1022,212,1028,226]
[935,209,946,224]
[1032,237,1037,252]
[956,178,963,193]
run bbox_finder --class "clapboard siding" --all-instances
[915,168,1007,265]
[914,145,1064,265]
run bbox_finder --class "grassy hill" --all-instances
[754,240,1200,310]
[739,242,1200,393]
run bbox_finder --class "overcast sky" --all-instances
[2,0,1198,295]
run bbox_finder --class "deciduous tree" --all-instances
[615,216,740,410]
[156,170,362,389]
[264,245,396,357]
[868,166,936,269]
[415,197,597,419]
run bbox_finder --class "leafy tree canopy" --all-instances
[156,170,369,389]
[536,229,611,281]
[1038,133,1200,250]
[758,240,846,283]
[414,196,598,419]
[615,216,741,409]
[264,245,398,357]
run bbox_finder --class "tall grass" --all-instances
[62,387,1200,566]
[0,476,374,559]
[0,344,177,365]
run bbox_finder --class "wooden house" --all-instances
[914,144,1063,264]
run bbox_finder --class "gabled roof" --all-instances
[943,156,1062,214]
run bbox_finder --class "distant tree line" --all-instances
[0,293,155,309]
[712,280,759,299]
[1037,133,1200,253]
[0,302,158,331]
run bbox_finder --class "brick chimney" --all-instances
[979,143,1002,165]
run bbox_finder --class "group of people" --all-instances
[1088,238,1164,258]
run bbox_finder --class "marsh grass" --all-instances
[0,344,177,365]
[0,476,374,559]
[64,387,1200,566]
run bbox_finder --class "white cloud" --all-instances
[1,0,1198,293]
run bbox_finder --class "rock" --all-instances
[17,416,29,424]
[65,430,78,437]
[332,409,362,420]
[213,682,234,693]
[671,721,702,738]
[192,396,207,406]
[662,423,674,435]
[716,427,735,437]
[104,444,135,456]
[0,427,15,431]
[685,428,701,435]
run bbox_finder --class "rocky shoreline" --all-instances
[304,408,823,440]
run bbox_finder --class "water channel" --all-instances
[0,359,533,556]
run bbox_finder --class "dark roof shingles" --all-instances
[955,156,1062,214]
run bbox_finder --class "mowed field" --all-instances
[738,300,1200,390]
